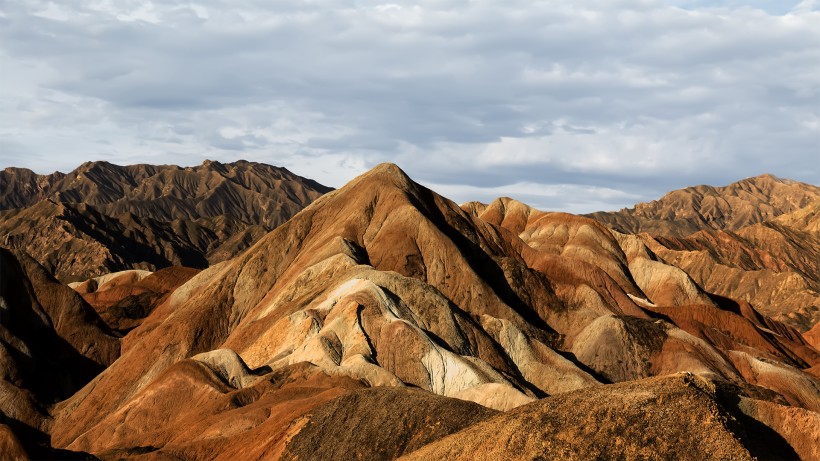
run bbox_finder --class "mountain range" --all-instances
[0,162,818,460]
[590,175,820,332]
[0,160,330,282]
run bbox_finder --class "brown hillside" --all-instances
[0,247,118,458]
[36,165,820,459]
[400,374,815,461]
[587,174,820,237]
[0,160,330,281]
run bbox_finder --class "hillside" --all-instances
[587,174,820,237]
[582,176,820,332]
[0,160,331,281]
[1,164,818,459]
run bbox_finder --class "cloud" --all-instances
[0,0,818,212]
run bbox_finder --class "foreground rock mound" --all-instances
[400,374,810,461]
[280,387,498,461]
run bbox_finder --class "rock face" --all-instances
[399,374,808,461]
[584,177,820,332]
[0,247,118,458]
[587,174,820,237]
[69,267,200,333]
[588,175,820,331]
[637,222,820,332]
[2,164,819,460]
[0,160,331,282]
[280,387,499,461]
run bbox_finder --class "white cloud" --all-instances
[0,0,818,213]
[424,180,643,214]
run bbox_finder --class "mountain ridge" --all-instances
[1,163,818,459]
[28,163,817,459]
[0,159,331,281]
[587,173,820,237]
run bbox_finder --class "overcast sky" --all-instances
[1,1,818,213]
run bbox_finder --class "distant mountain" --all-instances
[584,175,820,332]
[586,174,820,237]
[0,160,331,281]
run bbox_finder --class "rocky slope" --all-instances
[1,164,818,459]
[636,218,820,332]
[3,164,804,460]
[587,174,820,237]
[0,160,331,282]
[69,267,200,334]
[584,176,820,332]
[0,248,119,459]
[400,373,817,461]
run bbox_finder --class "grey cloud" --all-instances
[0,0,818,213]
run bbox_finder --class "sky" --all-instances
[1,0,819,213]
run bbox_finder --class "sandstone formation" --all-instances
[399,374,809,461]
[69,267,200,333]
[580,174,820,332]
[637,215,820,332]
[587,173,820,237]
[280,387,498,461]
[0,160,331,281]
[1,164,818,460]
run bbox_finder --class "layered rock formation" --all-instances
[69,267,200,333]
[400,373,818,461]
[587,174,820,237]
[1,164,818,459]
[0,160,331,282]
[583,175,820,332]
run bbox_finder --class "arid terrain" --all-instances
[0,160,330,282]
[1,162,818,460]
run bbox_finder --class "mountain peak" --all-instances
[347,163,414,191]
[740,173,799,186]
[201,159,222,167]
[366,162,410,179]
[0,160,331,280]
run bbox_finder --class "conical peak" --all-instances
[350,163,415,191]
[367,162,411,180]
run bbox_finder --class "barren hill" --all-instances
[587,174,820,237]
[583,176,820,333]
[400,373,817,461]
[1,164,819,459]
[0,160,331,281]
[0,248,119,458]
[6,163,807,459]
